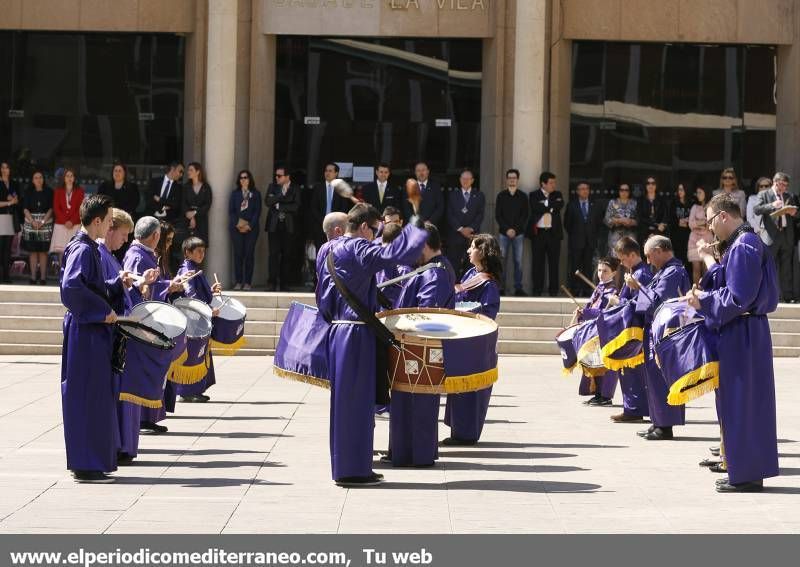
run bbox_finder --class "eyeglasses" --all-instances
[239,176,249,180]
[275,173,286,178]
[707,210,724,226]
[646,181,656,185]
[722,175,734,180]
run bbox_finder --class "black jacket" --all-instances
[445,188,486,242]
[754,188,800,243]
[637,195,669,240]
[402,179,444,226]
[147,175,182,225]
[309,181,352,243]
[98,180,140,217]
[361,181,405,217]
[265,182,300,233]
[528,188,564,240]
[495,189,529,235]
[563,198,604,248]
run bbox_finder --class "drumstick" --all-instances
[213,273,222,295]
[560,284,581,307]
[574,270,597,291]
[115,316,142,324]
[177,270,203,284]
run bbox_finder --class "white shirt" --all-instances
[159,175,172,200]
[536,190,552,229]
[378,181,386,203]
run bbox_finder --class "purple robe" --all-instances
[698,230,779,484]
[578,280,619,399]
[175,258,216,397]
[376,263,412,308]
[60,231,120,473]
[616,262,653,417]
[318,225,427,480]
[390,255,455,466]
[635,256,690,427]
[444,267,500,442]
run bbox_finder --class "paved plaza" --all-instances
[0,354,798,534]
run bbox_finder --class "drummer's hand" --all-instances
[212,308,221,318]
[682,285,702,310]
[211,282,223,294]
[623,273,640,290]
[120,271,134,288]
[573,307,583,317]
[143,268,159,285]
[104,311,117,324]
[606,295,620,307]
[696,239,715,261]
[168,277,184,293]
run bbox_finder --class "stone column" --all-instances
[204,0,239,285]
[510,0,547,192]
[777,42,800,179]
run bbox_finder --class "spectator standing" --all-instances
[604,183,637,255]
[445,168,485,277]
[21,170,53,284]
[362,163,404,219]
[309,163,354,252]
[265,166,300,291]
[49,167,85,265]
[495,168,529,296]
[687,186,713,284]
[747,177,773,245]
[404,161,444,227]
[668,183,692,270]
[0,161,21,283]
[182,162,213,245]
[228,170,262,290]
[528,171,564,297]
[147,161,184,225]
[98,162,140,219]
[713,167,746,215]
[637,176,669,242]
[564,181,604,297]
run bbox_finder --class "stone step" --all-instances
[0,343,62,355]
[0,316,63,331]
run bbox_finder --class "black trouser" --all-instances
[231,229,259,285]
[531,229,560,296]
[0,235,11,282]
[567,243,593,297]
[268,228,294,287]
[770,228,800,301]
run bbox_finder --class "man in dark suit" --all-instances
[528,171,564,297]
[265,166,300,291]
[754,171,800,302]
[147,161,184,226]
[309,162,355,251]
[445,168,485,277]
[564,181,604,296]
[403,161,444,227]
[362,163,404,219]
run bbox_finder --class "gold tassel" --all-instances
[599,327,644,370]
[580,365,607,378]
[119,392,163,409]
[210,336,247,356]
[602,351,645,371]
[561,363,577,378]
[667,361,719,405]
[272,365,331,389]
[168,352,210,385]
[443,367,498,394]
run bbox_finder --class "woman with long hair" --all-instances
[688,186,713,284]
[669,183,692,270]
[182,162,213,245]
[714,167,746,215]
[0,161,21,283]
[21,169,54,284]
[49,167,85,265]
[604,183,638,255]
[98,162,139,218]
[228,169,262,290]
[443,234,502,446]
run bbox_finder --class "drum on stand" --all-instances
[209,295,247,355]
[171,297,214,384]
[377,308,499,395]
[118,301,187,408]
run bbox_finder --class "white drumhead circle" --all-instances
[382,311,496,340]
[130,301,187,339]
[210,296,247,321]
[173,298,213,338]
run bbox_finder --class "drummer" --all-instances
[683,194,779,493]
[60,194,123,483]
[386,222,456,467]
[375,222,412,309]
[443,234,501,446]
[627,235,690,441]
[610,237,652,423]
[574,256,620,407]
[175,237,222,403]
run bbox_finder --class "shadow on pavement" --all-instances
[135,460,286,469]
[378,479,602,493]
[436,450,577,460]
[114,477,291,488]
[139,448,268,456]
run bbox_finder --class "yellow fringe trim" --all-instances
[119,392,163,409]
[667,361,719,406]
[576,335,601,366]
[580,365,607,378]
[210,335,247,356]
[600,327,645,370]
[168,352,210,385]
[561,363,577,377]
[273,365,331,389]
[444,367,498,394]
[167,349,189,377]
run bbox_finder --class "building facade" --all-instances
[0,0,795,286]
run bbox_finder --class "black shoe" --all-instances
[593,397,612,406]
[709,463,727,473]
[699,458,721,467]
[440,437,477,446]
[198,394,210,402]
[266,284,277,292]
[335,473,384,487]
[514,289,527,297]
[140,421,168,434]
[180,395,207,403]
[378,451,392,464]
[716,480,763,493]
[642,427,673,440]
[29,278,36,285]
[584,394,602,405]
[72,470,115,484]
[117,453,135,466]
[709,446,721,456]
[39,279,47,285]
[637,425,656,437]
[611,412,645,423]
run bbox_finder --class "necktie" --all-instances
[781,193,787,229]
[326,183,333,214]
[463,191,470,206]
[161,179,171,200]
[581,201,588,221]
[420,182,426,193]
[379,183,385,203]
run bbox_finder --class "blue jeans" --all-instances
[498,233,524,291]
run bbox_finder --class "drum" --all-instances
[377,308,499,395]
[118,302,187,408]
[571,318,606,377]
[273,302,330,389]
[455,301,482,313]
[209,295,247,354]
[652,300,719,405]
[597,302,645,370]
[171,298,213,384]
[555,325,579,375]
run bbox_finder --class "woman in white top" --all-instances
[712,167,746,216]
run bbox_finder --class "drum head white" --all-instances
[556,324,578,341]
[129,301,187,340]
[210,295,247,321]
[455,301,481,313]
[382,310,496,340]
[173,298,213,338]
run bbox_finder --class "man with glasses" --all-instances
[265,167,299,292]
[317,203,427,487]
[684,193,779,492]
[445,168,485,278]
[754,172,799,302]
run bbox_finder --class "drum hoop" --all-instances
[116,320,176,350]
[377,307,498,341]
[653,319,703,347]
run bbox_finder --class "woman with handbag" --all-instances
[228,169,261,290]
[21,170,54,284]
[0,161,21,283]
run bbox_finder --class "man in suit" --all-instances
[754,171,800,302]
[147,161,184,226]
[403,161,444,228]
[528,171,564,297]
[362,163,404,219]
[564,181,603,296]
[309,162,355,252]
[265,166,300,291]
[445,168,485,277]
